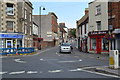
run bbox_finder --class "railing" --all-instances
[0,48,35,55]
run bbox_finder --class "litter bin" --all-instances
[109,50,119,69]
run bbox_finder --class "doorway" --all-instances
[96,38,102,54]
[6,40,13,48]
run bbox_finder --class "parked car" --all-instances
[59,43,72,53]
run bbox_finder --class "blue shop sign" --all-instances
[0,34,24,38]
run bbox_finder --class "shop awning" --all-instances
[113,29,120,34]
[38,38,43,40]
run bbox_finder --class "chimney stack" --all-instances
[85,8,89,14]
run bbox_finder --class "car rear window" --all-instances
[61,43,71,46]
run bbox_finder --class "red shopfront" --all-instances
[89,31,109,54]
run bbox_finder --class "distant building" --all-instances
[33,12,59,48]
[0,0,33,48]
[59,23,68,43]
[77,8,89,52]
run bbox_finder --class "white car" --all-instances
[59,43,72,53]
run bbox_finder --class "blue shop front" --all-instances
[0,33,24,48]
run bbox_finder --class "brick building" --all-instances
[108,1,120,51]
[33,12,59,49]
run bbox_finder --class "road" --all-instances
[1,42,119,79]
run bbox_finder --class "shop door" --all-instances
[6,40,13,48]
[96,38,102,54]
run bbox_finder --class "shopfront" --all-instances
[0,33,24,48]
[113,29,120,51]
[88,31,109,54]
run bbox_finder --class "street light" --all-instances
[39,6,45,38]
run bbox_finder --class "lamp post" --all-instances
[39,6,45,38]
[38,6,45,50]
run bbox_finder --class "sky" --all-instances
[29,0,93,28]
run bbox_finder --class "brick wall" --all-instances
[108,2,120,29]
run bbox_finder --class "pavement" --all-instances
[74,47,120,77]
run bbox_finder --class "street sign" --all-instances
[108,25,113,31]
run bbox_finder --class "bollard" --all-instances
[109,50,119,69]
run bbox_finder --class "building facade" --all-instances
[88,0,109,54]
[108,1,120,51]
[33,12,59,48]
[0,0,33,48]
[77,8,89,53]
[32,16,39,50]
[59,23,68,43]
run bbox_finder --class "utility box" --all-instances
[109,50,119,69]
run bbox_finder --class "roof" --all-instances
[59,27,67,33]
[77,13,88,27]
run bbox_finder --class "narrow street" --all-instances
[1,42,118,78]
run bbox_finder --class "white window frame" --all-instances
[96,5,101,15]
[24,9,27,19]
[24,25,27,34]
[6,3,14,15]
[96,21,101,30]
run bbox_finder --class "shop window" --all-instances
[7,21,14,32]
[91,38,96,50]
[102,38,109,50]
[6,3,14,15]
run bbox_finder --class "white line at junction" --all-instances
[48,70,62,73]
[58,59,82,63]
[9,71,25,75]
[0,72,7,75]
[27,71,38,74]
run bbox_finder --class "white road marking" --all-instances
[48,70,62,73]
[0,72,7,75]
[14,59,26,63]
[40,59,45,61]
[78,59,82,61]
[56,52,61,56]
[59,61,77,63]
[68,68,82,72]
[27,71,38,74]
[58,59,82,63]
[9,71,25,75]
[81,69,120,78]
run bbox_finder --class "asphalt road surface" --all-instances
[1,42,119,79]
